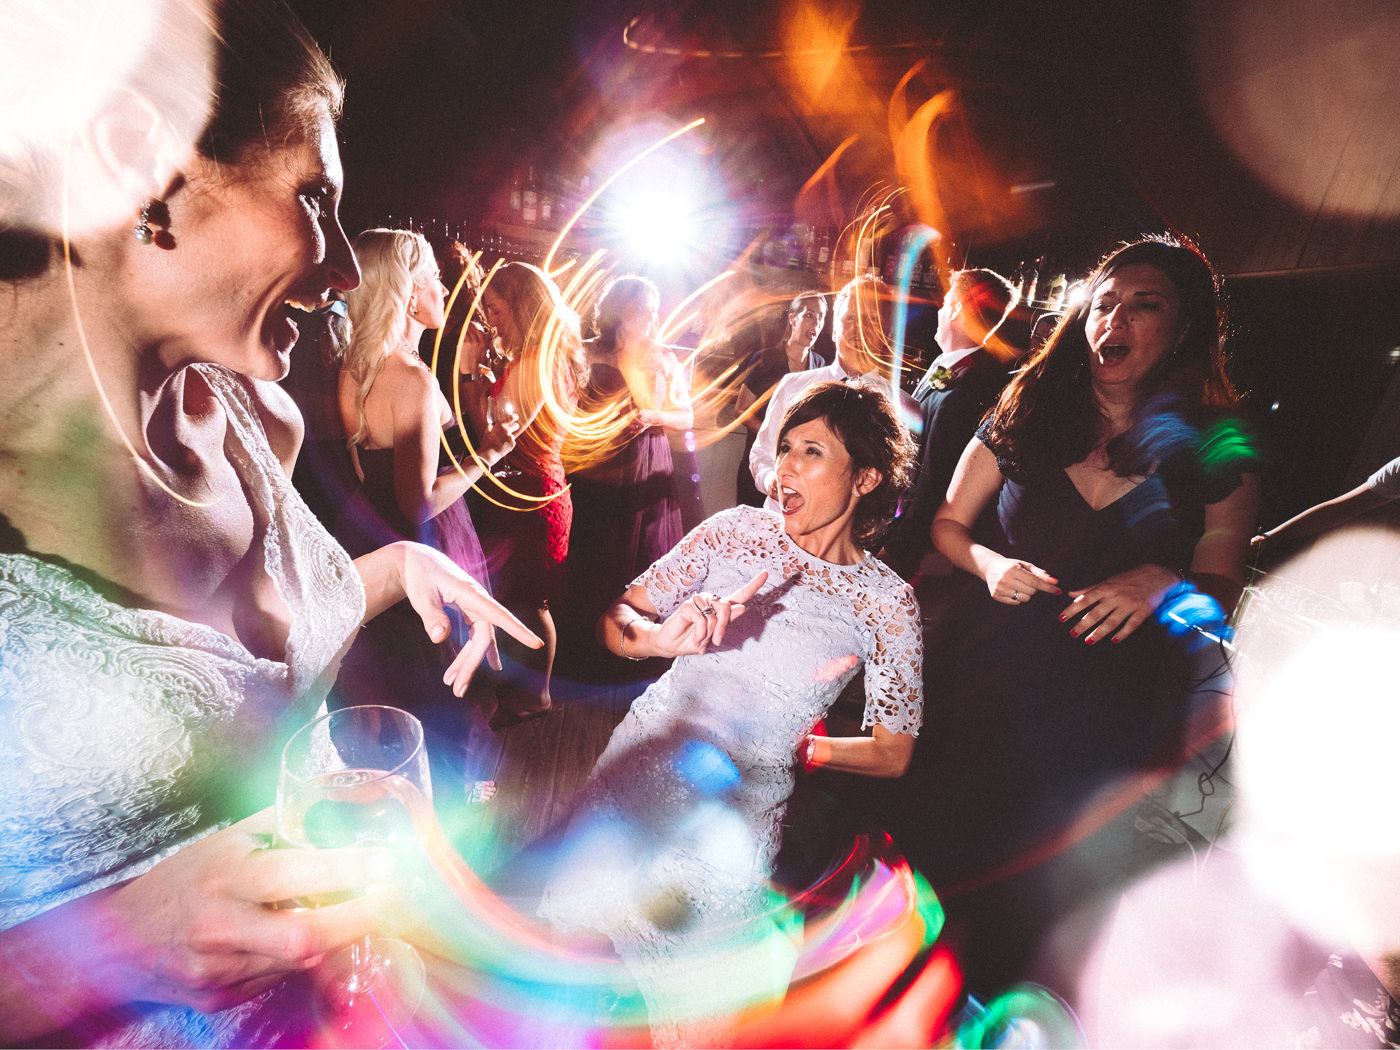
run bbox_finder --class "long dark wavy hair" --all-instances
[982,234,1236,474]
[778,380,917,548]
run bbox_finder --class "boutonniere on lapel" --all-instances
[927,365,953,391]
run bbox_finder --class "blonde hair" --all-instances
[341,227,437,447]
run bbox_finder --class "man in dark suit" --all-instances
[880,268,1018,581]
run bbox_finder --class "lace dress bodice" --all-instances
[541,505,921,1044]
[619,506,921,824]
[0,364,366,932]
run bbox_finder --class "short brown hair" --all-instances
[948,268,1015,345]
[778,380,916,547]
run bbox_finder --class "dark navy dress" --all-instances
[889,414,1242,1000]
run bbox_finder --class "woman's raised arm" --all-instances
[388,364,514,524]
[599,572,768,660]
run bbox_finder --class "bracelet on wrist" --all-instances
[620,616,650,661]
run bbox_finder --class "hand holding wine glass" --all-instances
[480,400,520,468]
[74,808,399,1023]
[277,705,436,1046]
[485,393,522,479]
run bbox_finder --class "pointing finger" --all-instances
[726,570,768,607]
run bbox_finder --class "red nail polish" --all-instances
[1068,630,1078,638]
[1059,615,1068,622]
[1086,636,1097,645]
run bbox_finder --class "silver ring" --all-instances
[1012,589,1021,601]
[700,605,716,617]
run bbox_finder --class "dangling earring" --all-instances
[133,199,172,247]
[134,200,156,244]
[407,296,418,320]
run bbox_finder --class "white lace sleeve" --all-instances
[632,513,729,616]
[859,567,924,737]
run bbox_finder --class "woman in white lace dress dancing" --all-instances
[0,2,536,1043]
[541,380,923,1045]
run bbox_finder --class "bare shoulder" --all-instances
[368,353,439,406]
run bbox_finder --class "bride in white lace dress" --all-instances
[0,4,537,1044]
[541,380,922,1045]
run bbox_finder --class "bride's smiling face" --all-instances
[144,113,360,382]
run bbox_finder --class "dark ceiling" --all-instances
[290,0,1400,279]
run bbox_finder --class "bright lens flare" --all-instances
[617,189,701,264]
[543,117,706,273]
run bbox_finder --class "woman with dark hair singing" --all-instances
[906,234,1258,1007]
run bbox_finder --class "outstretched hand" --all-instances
[394,543,542,695]
[653,570,769,657]
[1060,563,1179,645]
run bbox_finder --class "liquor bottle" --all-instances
[509,169,522,215]
[1026,254,1044,306]
[521,167,538,225]
[1048,272,1067,308]
[1009,260,1027,305]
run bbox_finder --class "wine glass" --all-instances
[486,393,522,479]
[276,705,433,1047]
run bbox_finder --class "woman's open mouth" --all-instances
[1095,343,1130,365]
[266,302,302,354]
[779,486,804,514]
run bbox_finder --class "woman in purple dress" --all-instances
[565,276,692,679]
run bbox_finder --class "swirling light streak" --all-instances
[888,223,941,402]
[426,255,562,515]
[342,723,957,1045]
[415,818,950,1045]
[431,253,495,472]
[657,269,736,345]
[55,2,217,509]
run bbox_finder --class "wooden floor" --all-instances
[447,670,653,881]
